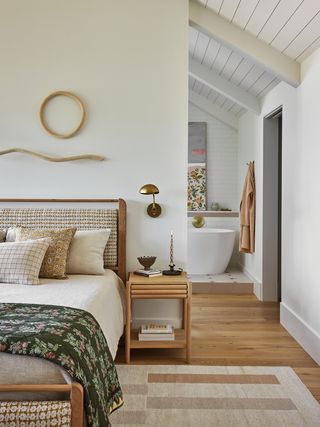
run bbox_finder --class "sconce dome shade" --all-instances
[139,184,159,195]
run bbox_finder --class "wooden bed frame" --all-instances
[0,198,127,426]
[0,383,84,426]
[0,197,127,284]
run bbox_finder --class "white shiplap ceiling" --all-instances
[189,0,320,126]
[189,75,246,117]
[196,0,320,62]
[189,26,280,103]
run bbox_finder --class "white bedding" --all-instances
[0,269,126,359]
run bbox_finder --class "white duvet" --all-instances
[0,269,126,359]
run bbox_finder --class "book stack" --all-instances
[134,269,162,277]
[138,324,174,341]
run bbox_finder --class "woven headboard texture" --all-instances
[0,208,118,267]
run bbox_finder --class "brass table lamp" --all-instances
[163,231,182,275]
[139,184,161,218]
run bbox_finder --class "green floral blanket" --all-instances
[0,303,123,427]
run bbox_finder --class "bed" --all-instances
[0,198,126,427]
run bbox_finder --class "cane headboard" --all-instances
[0,198,127,284]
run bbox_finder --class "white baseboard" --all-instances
[132,317,182,330]
[238,263,262,300]
[280,302,320,366]
[253,282,262,300]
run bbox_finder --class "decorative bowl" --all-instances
[137,256,156,270]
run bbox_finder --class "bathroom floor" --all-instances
[188,269,254,294]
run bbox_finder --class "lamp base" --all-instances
[162,269,182,276]
[147,203,161,218]
[163,264,182,275]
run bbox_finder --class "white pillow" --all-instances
[5,227,16,242]
[0,238,51,285]
[66,229,111,275]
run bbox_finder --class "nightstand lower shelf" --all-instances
[130,329,186,349]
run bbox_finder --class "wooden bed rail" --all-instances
[0,382,83,427]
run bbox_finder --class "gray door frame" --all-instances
[262,107,282,301]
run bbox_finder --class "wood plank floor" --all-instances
[116,294,320,402]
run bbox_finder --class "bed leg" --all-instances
[71,382,84,427]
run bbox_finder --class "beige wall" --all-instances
[0,0,188,325]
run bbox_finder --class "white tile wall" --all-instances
[189,103,238,210]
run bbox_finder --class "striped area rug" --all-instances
[110,365,320,426]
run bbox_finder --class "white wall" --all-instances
[237,48,320,364]
[0,0,188,326]
[189,103,238,210]
[237,113,264,286]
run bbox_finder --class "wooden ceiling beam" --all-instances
[189,57,260,114]
[189,0,300,87]
[189,90,238,130]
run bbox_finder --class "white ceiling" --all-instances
[189,0,320,123]
[196,0,320,62]
[189,74,246,116]
[189,26,280,117]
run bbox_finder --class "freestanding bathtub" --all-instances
[187,228,236,275]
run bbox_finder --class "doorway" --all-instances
[263,107,282,302]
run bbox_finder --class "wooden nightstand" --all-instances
[125,272,192,364]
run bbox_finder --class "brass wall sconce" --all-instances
[139,184,161,218]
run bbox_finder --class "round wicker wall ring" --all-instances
[39,91,86,139]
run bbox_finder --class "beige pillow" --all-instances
[0,239,51,285]
[0,229,6,242]
[66,229,111,275]
[15,227,76,279]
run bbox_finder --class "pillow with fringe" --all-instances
[0,229,6,242]
[15,227,76,279]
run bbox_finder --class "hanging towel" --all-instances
[239,161,255,253]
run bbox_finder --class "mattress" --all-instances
[0,270,126,398]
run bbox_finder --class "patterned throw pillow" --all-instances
[0,239,51,285]
[15,227,76,279]
[0,229,6,242]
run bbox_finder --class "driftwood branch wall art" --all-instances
[39,91,86,139]
[0,148,105,162]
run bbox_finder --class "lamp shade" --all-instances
[139,184,159,195]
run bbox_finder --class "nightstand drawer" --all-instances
[130,284,188,299]
[130,284,188,298]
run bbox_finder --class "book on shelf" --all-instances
[134,269,162,277]
[138,332,175,341]
[140,324,173,334]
